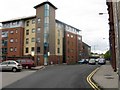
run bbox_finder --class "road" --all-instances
[3,64,98,88]
[2,69,37,88]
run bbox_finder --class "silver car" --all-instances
[0,60,22,72]
[88,59,96,65]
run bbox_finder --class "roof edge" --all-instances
[34,1,57,9]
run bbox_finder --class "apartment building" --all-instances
[82,42,91,59]
[1,1,83,65]
[1,20,24,60]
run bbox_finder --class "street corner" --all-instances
[87,68,100,90]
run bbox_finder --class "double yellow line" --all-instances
[87,68,101,90]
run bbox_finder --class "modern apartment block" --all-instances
[82,42,91,59]
[0,1,83,65]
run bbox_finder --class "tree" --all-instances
[104,50,111,60]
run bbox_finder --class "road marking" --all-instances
[87,68,101,90]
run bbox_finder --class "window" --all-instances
[26,21,29,26]
[1,62,8,65]
[14,47,17,52]
[78,37,81,40]
[12,22,16,25]
[26,38,29,44]
[10,31,14,34]
[31,38,35,42]
[37,38,40,43]
[37,28,40,33]
[45,4,49,10]
[67,34,69,37]
[31,47,34,51]
[71,35,74,38]
[32,19,35,24]
[16,30,18,33]
[58,30,60,36]
[26,48,29,53]
[38,18,41,23]
[10,39,14,43]
[26,30,29,35]
[9,61,16,65]
[57,48,60,54]
[37,47,40,53]
[58,39,60,45]
[10,47,13,52]
[32,29,35,33]
[44,17,49,23]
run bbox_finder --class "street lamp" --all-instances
[99,13,108,15]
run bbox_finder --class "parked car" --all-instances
[78,59,88,64]
[98,58,106,65]
[88,59,96,65]
[16,59,35,69]
[0,60,22,72]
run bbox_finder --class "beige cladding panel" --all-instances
[24,19,36,55]
[55,27,63,55]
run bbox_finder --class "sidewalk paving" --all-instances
[31,66,45,70]
[92,61,118,89]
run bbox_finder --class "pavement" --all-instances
[31,65,45,70]
[92,61,119,89]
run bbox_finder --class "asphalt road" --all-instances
[4,64,98,88]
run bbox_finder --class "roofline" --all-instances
[56,19,82,31]
[34,1,57,9]
[82,42,91,48]
[1,15,36,23]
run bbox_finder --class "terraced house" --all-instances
[0,1,84,66]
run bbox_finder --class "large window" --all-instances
[10,31,14,34]
[38,18,41,23]
[26,30,29,35]
[37,28,40,33]
[31,47,34,51]
[32,19,35,24]
[26,21,29,26]
[31,38,35,42]
[57,48,60,54]
[10,47,13,52]
[58,39,60,45]
[10,38,14,43]
[26,38,29,44]
[26,48,29,53]
[37,47,40,53]
[14,47,17,52]
[32,28,35,33]
[37,38,40,43]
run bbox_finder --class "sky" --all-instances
[0,0,109,54]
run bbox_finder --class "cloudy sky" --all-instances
[0,0,109,54]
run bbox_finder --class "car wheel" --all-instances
[26,66,28,69]
[12,68,17,72]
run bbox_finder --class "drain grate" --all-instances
[104,74,114,79]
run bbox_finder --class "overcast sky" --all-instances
[0,0,109,54]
